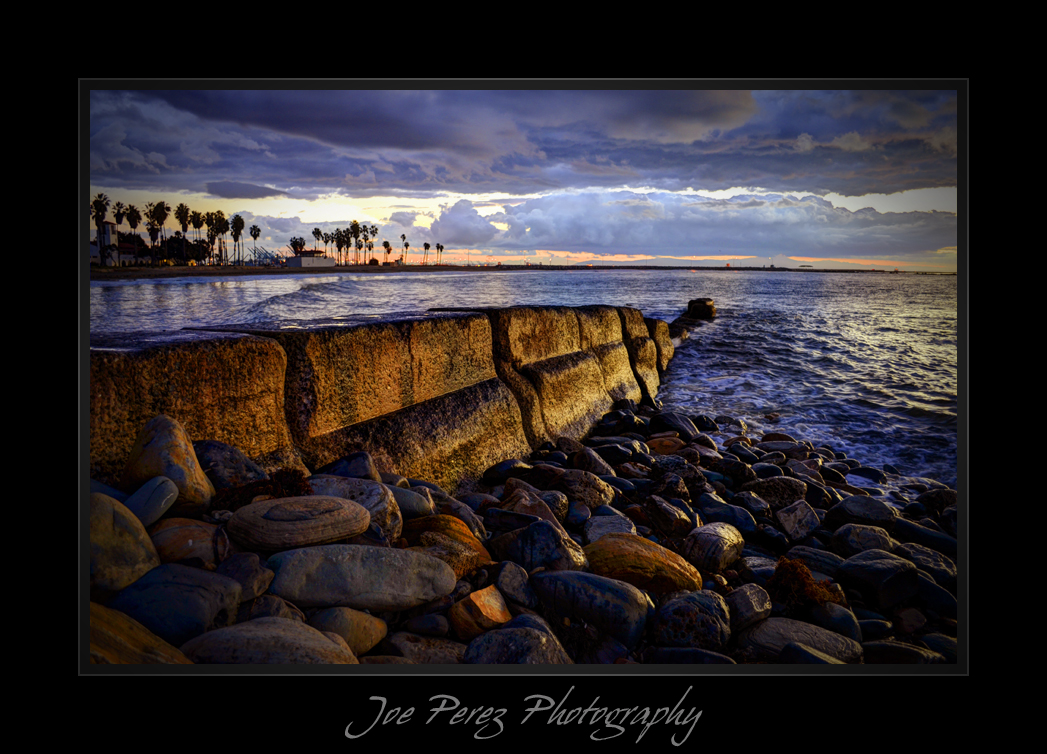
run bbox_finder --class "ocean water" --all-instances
[89,269,959,488]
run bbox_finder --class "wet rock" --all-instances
[266,545,457,611]
[193,440,270,491]
[650,590,731,651]
[383,484,436,521]
[382,632,468,663]
[484,508,542,536]
[488,520,589,572]
[181,617,358,664]
[463,626,573,664]
[90,492,162,602]
[823,496,899,533]
[862,640,945,664]
[89,601,193,665]
[643,495,694,537]
[836,549,919,611]
[858,619,893,641]
[831,523,898,558]
[149,517,232,570]
[493,561,539,609]
[894,542,957,592]
[784,546,845,579]
[583,532,703,594]
[307,475,403,543]
[531,571,650,650]
[648,412,701,442]
[777,642,846,664]
[216,552,274,600]
[916,488,957,516]
[123,476,179,527]
[643,647,736,664]
[776,500,821,542]
[400,614,450,638]
[736,617,863,663]
[694,494,758,534]
[583,510,637,544]
[227,495,370,552]
[315,451,382,482]
[483,459,533,486]
[810,602,863,642]
[739,477,808,510]
[682,522,745,573]
[237,594,305,623]
[733,490,772,517]
[891,517,958,559]
[847,466,888,484]
[919,633,958,663]
[725,583,772,633]
[916,571,958,619]
[707,458,757,488]
[121,414,215,517]
[447,584,513,641]
[106,563,242,647]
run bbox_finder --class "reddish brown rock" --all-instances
[89,602,193,665]
[647,437,687,456]
[584,533,703,594]
[149,518,233,570]
[448,585,513,641]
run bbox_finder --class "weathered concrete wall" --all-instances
[618,307,660,402]
[484,306,644,448]
[89,331,294,485]
[89,305,674,493]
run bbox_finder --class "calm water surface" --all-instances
[90,269,959,487]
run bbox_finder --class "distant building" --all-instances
[287,251,336,268]
[89,220,138,266]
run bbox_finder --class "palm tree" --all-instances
[215,211,229,264]
[349,220,362,265]
[250,225,261,262]
[333,228,344,265]
[404,241,410,263]
[191,210,204,248]
[312,227,322,252]
[361,227,370,265]
[151,201,171,260]
[401,234,407,264]
[113,202,126,258]
[126,205,142,262]
[231,214,245,264]
[423,242,431,265]
[203,212,215,264]
[436,243,444,265]
[382,240,392,265]
[175,203,191,263]
[91,193,111,265]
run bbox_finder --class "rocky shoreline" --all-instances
[89,377,959,667]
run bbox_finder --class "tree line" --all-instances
[91,193,446,267]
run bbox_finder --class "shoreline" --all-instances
[89,264,956,283]
[87,300,960,667]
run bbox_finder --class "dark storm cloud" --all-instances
[205,181,288,199]
[90,88,958,199]
[440,192,956,261]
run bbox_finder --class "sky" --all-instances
[85,84,963,270]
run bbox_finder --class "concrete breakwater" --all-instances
[90,303,686,495]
